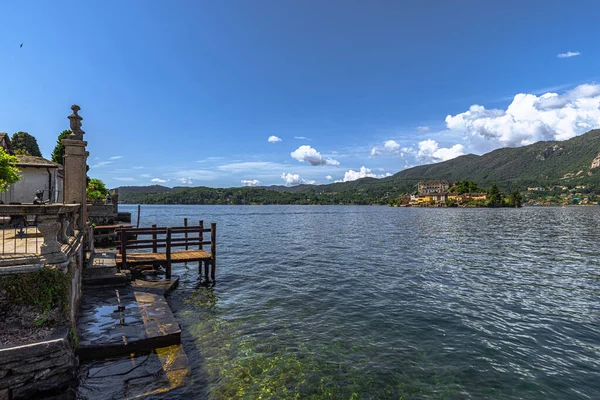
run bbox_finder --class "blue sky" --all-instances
[1,1,599,188]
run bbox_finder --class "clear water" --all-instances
[120,204,600,399]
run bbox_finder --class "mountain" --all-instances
[117,185,172,194]
[385,129,600,189]
[116,129,600,204]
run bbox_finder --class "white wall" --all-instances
[0,167,61,204]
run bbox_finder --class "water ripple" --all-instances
[121,205,600,399]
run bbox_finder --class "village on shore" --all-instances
[393,179,600,207]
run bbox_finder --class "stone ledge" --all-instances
[0,328,69,362]
[0,263,44,275]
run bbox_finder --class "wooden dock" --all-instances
[116,221,216,281]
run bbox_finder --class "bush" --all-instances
[0,268,71,325]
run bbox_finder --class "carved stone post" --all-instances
[59,213,70,244]
[62,105,89,230]
[38,214,67,263]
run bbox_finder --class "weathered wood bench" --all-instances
[116,221,216,281]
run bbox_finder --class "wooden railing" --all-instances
[116,221,216,280]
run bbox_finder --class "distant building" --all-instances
[0,136,63,204]
[418,180,450,195]
[527,187,545,192]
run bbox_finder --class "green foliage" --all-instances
[508,190,523,208]
[0,268,70,325]
[51,130,72,165]
[87,178,109,201]
[0,147,21,192]
[11,131,42,157]
[449,180,485,194]
[70,327,79,348]
[487,184,503,206]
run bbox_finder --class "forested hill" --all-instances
[117,129,600,205]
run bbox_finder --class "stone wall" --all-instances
[0,329,75,399]
[0,230,85,399]
[88,204,117,226]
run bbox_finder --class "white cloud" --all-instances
[294,136,311,140]
[109,155,124,160]
[139,173,152,178]
[445,83,600,148]
[416,126,430,132]
[557,51,580,59]
[280,173,316,185]
[417,139,465,163]
[132,166,144,170]
[197,157,224,163]
[290,145,340,166]
[178,178,193,185]
[151,178,167,183]
[335,166,391,182]
[170,169,220,181]
[241,179,261,187]
[113,177,136,182]
[370,140,412,157]
[325,175,333,181]
[217,161,284,173]
[91,161,113,168]
[268,135,282,143]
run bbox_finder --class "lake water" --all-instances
[120,205,600,399]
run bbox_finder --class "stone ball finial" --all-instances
[67,104,84,140]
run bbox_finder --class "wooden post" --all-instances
[184,218,188,250]
[166,227,172,279]
[120,228,127,270]
[152,224,157,253]
[211,222,216,281]
[199,220,204,250]
[136,204,141,228]
[204,261,209,281]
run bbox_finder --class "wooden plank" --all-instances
[95,223,133,230]
[166,228,172,279]
[116,228,168,235]
[211,222,216,281]
[169,227,212,234]
[183,218,188,251]
[152,224,158,253]
[199,220,203,251]
[120,229,127,270]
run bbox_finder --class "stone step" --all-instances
[130,275,180,296]
[77,288,181,361]
[89,251,118,269]
[82,272,128,287]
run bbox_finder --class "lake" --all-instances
[119,205,600,399]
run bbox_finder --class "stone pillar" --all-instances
[38,214,67,263]
[111,189,119,214]
[62,105,89,230]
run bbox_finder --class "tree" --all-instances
[51,130,72,165]
[0,147,21,192]
[508,190,523,208]
[86,178,109,202]
[11,132,42,157]
[488,184,503,206]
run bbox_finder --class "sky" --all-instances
[1,1,599,188]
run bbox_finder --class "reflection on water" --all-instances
[121,205,600,399]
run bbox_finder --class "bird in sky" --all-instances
[19,43,23,48]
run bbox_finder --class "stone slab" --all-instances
[130,275,179,296]
[90,251,117,269]
[77,288,180,361]
[77,344,190,399]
